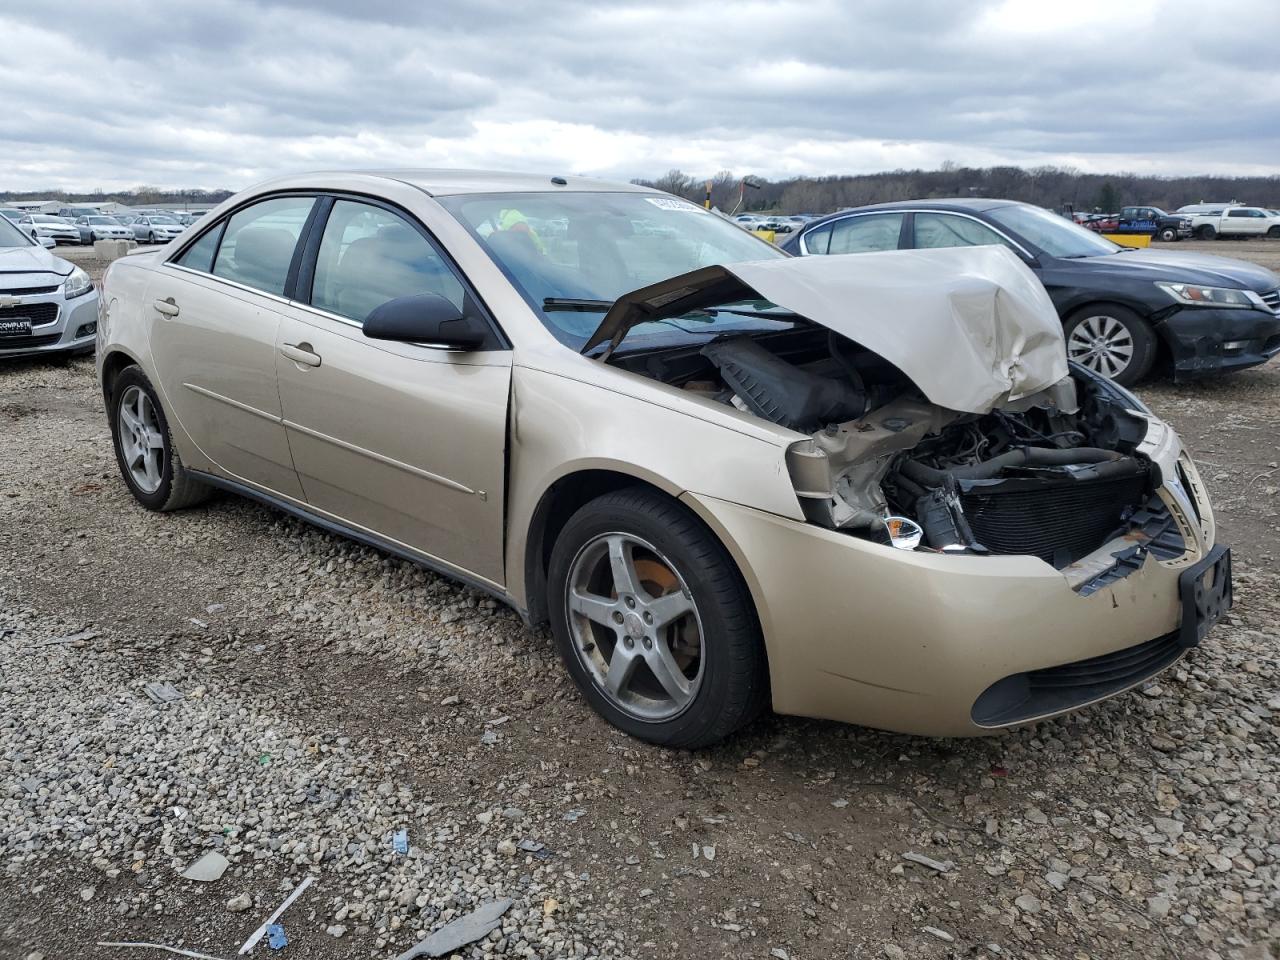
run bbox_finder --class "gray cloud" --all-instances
[1,0,1277,192]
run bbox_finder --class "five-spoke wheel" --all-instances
[566,532,704,721]
[117,384,165,494]
[548,488,767,748]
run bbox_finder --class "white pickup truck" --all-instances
[1179,205,1280,240]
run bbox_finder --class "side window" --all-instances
[913,213,1012,250]
[1227,209,1248,218]
[801,223,833,255]
[827,214,904,255]
[176,224,223,273]
[211,196,315,296]
[310,199,465,324]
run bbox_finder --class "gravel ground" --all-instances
[1,243,1277,960]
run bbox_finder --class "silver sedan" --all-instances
[76,215,135,244]
[127,215,186,244]
[0,214,99,359]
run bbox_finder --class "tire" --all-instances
[109,365,211,511]
[1064,305,1157,386]
[1196,225,1216,240]
[1268,226,1280,239]
[547,487,768,748]
[1158,227,1177,242]
[147,231,156,244]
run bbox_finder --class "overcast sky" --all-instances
[2,0,1278,193]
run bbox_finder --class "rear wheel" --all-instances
[1064,305,1157,385]
[1197,224,1217,240]
[547,488,768,748]
[109,366,211,511]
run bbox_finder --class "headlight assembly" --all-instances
[1156,281,1261,310]
[63,265,93,299]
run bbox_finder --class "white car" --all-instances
[20,214,80,245]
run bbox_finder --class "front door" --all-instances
[147,195,316,499]
[275,197,512,588]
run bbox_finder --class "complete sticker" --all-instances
[645,197,706,213]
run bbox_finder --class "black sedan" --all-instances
[779,199,1280,384]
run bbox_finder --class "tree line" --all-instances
[632,165,1280,215]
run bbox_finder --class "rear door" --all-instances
[800,212,906,255]
[275,196,512,587]
[147,195,317,499]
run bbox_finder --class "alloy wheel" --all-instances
[117,385,165,494]
[1067,314,1134,379]
[565,532,704,722]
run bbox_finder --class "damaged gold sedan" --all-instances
[96,171,1232,747]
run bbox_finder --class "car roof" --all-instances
[305,168,659,197]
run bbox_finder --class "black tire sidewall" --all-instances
[547,491,764,748]
[1064,305,1157,386]
[1159,227,1176,242]
[109,366,177,510]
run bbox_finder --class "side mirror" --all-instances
[362,293,487,350]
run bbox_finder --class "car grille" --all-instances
[0,332,62,350]
[0,302,59,325]
[0,284,59,296]
[971,630,1184,726]
[1260,288,1280,315]
[960,463,1152,568]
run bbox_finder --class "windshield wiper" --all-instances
[543,297,615,312]
[703,307,801,319]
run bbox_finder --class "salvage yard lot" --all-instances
[1,243,1277,959]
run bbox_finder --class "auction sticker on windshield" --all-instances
[645,197,707,212]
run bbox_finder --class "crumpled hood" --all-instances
[583,245,1068,414]
[0,243,72,288]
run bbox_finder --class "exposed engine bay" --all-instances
[614,324,1174,571]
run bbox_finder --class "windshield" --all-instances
[33,215,68,224]
[0,215,33,248]
[88,216,119,224]
[989,204,1121,258]
[150,216,179,224]
[437,191,787,349]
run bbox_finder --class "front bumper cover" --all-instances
[1162,305,1280,378]
[0,288,100,358]
[683,483,1220,738]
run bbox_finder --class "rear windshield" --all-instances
[438,191,788,350]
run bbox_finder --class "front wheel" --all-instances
[1158,226,1177,242]
[146,231,156,244]
[1268,226,1280,239]
[547,488,768,748]
[109,366,211,511]
[1064,305,1157,385]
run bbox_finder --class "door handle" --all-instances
[153,298,180,317]
[281,342,322,368]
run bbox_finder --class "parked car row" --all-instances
[0,207,206,245]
